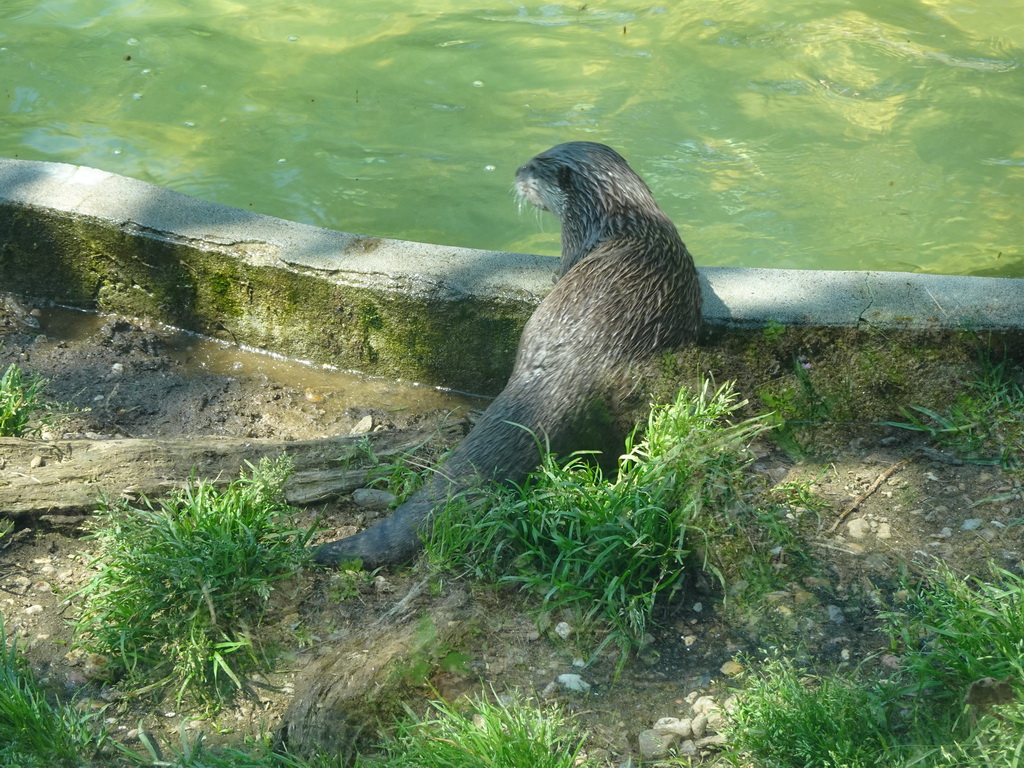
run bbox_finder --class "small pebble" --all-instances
[846,518,870,539]
[691,713,708,738]
[720,660,744,677]
[556,673,591,693]
[351,488,396,510]
[637,729,675,760]
[553,621,572,640]
[654,717,692,738]
[706,711,726,732]
[961,518,984,531]
[692,696,721,715]
[351,415,374,434]
[679,739,700,755]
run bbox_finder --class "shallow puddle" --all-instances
[32,304,490,427]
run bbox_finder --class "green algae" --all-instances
[0,202,533,395]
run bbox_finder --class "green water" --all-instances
[2,1,1022,276]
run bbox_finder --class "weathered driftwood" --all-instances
[0,429,433,518]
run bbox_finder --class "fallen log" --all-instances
[0,428,436,519]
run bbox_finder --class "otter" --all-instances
[313,141,702,568]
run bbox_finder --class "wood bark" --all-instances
[0,428,433,518]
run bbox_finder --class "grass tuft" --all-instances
[0,361,50,437]
[725,655,901,768]
[0,615,108,767]
[71,456,314,708]
[726,563,1024,768]
[358,692,584,768]
[886,356,1024,469]
[430,379,770,660]
[883,561,1024,705]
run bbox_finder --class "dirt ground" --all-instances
[1,293,1022,764]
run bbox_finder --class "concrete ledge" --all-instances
[1,158,1022,395]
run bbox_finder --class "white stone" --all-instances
[846,518,870,538]
[653,717,692,739]
[638,729,676,760]
[351,488,396,510]
[556,673,591,693]
[692,695,720,715]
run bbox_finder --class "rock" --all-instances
[720,659,744,677]
[553,621,573,640]
[556,673,591,693]
[696,734,727,749]
[827,605,846,624]
[846,518,870,538]
[81,653,111,681]
[793,589,817,606]
[351,415,374,434]
[692,695,721,715]
[678,739,699,756]
[961,518,984,531]
[653,717,692,739]
[638,729,676,760]
[706,710,727,733]
[691,713,708,738]
[351,488,396,510]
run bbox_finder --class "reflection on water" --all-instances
[1,1,1021,276]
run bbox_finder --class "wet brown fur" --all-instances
[313,141,702,568]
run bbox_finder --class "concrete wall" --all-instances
[1,158,1021,396]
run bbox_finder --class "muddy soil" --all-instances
[1,293,1022,764]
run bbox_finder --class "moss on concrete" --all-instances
[2,199,1020,410]
[0,202,532,395]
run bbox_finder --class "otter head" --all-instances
[515,141,669,275]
